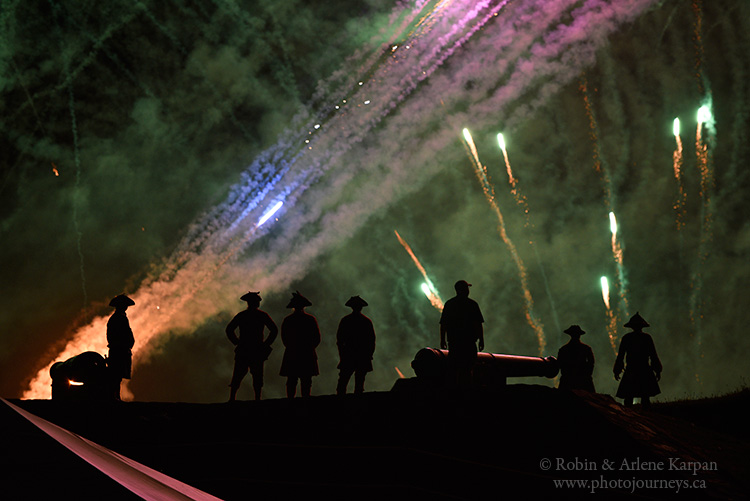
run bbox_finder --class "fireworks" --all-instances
[394,230,444,311]
[691,101,716,364]
[460,128,546,355]
[600,276,610,310]
[608,211,629,316]
[601,276,618,353]
[420,283,444,311]
[19,0,690,399]
[609,211,617,236]
[496,130,560,334]
[257,201,284,227]
[496,132,517,189]
[672,117,687,230]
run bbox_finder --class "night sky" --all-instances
[2,0,748,401]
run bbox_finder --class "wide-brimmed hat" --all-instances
[624,312,650,329]
[240,291,262,303]
[345,295,368,308]
[563,325,586,336]
[287,291,312,309]
[109,294,135,308]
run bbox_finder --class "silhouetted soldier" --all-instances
[280,291,320,398]
[107,294,135,400]
[336,296,376,395]
[439,280,485,388]
[226,291,278,401]
[557,325,595,392]
[613,312,662,408]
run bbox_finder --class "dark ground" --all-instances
[3,384,749,500]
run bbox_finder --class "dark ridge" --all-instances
[5,385,749,500]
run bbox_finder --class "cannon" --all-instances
[50,351,112,400]
[405,347,558,388]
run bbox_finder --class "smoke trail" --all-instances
[461,128,546,355]
[48,0,89,308]
[24,0,660,398]
[689,102,715,375]
[67,82,87,309]
[692,0,706,96]
[394,230,444,310]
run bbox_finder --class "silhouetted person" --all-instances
[107,294,135,400]
[613,312,662,408]
[557,325,595,392]
[336,296,376,395]
[226,291,278,401]
[439,280,485,388]
[280,292,320,398]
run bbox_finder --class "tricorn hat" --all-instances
[109,294,135,308]
[563,325,586,336]
[624,312,650,329]
[345,295,368,308]
[240,291,262,303]
[287,291,312,309]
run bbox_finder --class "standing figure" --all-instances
[226,291,278,401]
[280,292,321,398]
[107,294,136,400]
[613,312,662,408]
[557,325,595,392]
[336,296,376,395]
[439,280,485,388]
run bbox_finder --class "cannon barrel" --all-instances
[50,351,107,384]
[411,347,558,386]
[50,351,109,400]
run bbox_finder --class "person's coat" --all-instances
[280,311,321,377]
[336,312,376,373]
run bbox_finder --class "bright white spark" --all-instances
[257,201,283,227]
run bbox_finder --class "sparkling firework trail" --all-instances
[600,276,618,353]
[581,76,629,319]
[497,133,515,186]
[420,283,444,311]
[496,131,560,334]
[496,132,529,217]
[23,0,660,399]
[690,102,715,365]
[461,128,545,355]
[394,230,443,310]
[672,118,687,230]
[600,276,610,310]
[608,211,629,315]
